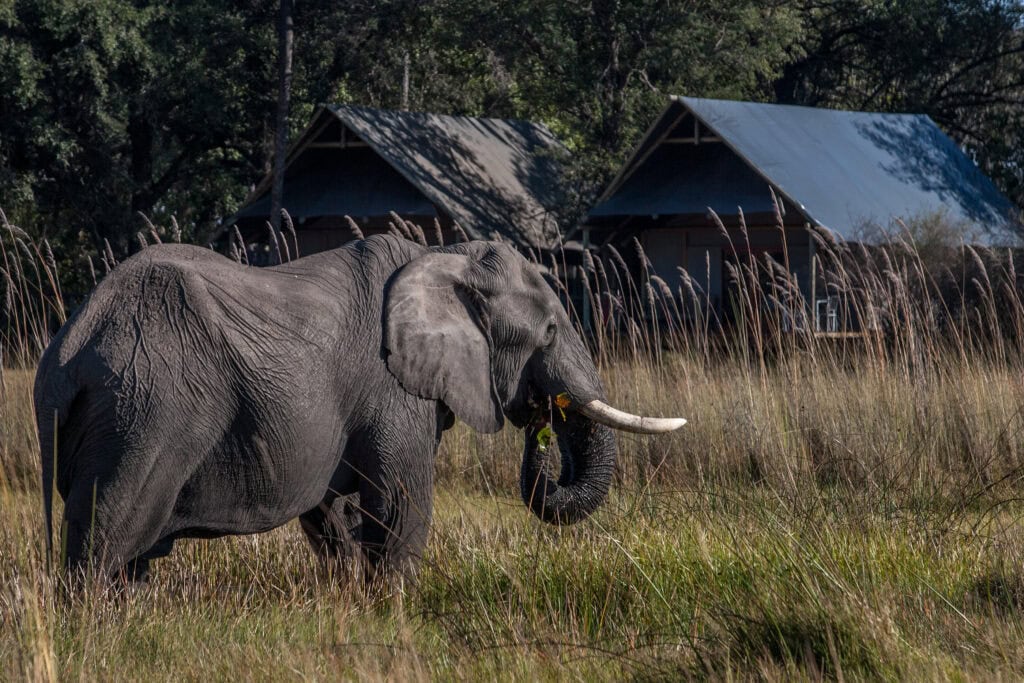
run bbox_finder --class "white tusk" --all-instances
[578,400,687,434]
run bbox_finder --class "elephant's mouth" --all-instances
[504,382,550,429]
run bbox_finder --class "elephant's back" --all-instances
[33,246,241,470]
[43,243,339,406]
[49,245,233,369]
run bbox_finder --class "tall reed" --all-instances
[0,212,67,370]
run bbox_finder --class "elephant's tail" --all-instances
[34,359,78,567]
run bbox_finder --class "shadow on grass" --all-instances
[966,570,1024,615]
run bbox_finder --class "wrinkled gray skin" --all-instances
[34,234,616,581]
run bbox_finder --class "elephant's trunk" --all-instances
[520,411,616,525]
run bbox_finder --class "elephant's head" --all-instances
[384,241,685,525]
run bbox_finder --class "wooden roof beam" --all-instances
[662,136,722,144]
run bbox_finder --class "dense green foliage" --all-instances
[1,1,1021,279]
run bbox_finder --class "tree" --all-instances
[2,0,1021,303]
[435,0,805,218]
[269,0,293,245]
[0,0,280,254]
[776,0,1024,208]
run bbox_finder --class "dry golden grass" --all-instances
[6,356,1024,680]
[5,208,1024,679]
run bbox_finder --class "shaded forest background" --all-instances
[2,0,1022,296]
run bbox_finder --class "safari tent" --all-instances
[228,104,567,261]
[583,97,1019,331]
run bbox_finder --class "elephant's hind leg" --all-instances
[61,439,182,583]
[123,537,176,583]
[299,494,363,563]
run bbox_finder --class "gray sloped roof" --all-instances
[236,147,437,220]
[590,97,1020,245]
[236,104,565,248]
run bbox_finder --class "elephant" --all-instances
[34,234,685,581]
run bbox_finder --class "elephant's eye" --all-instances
[543,322,557,346]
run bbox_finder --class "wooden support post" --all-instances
[809,226,817,332]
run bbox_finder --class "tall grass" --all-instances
[554,199,1024,381]
[0,209,67,370]
[4,208,1024,679]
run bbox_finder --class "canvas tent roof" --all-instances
[590,97,1019,245]
[234,104,566,248]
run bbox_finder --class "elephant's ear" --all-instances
[384,252,504,433]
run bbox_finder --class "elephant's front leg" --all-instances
[352,415,440,579]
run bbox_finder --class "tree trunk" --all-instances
[401,50,410,110]
[269,0,294,248]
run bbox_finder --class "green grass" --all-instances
[6,210,1024,679]
[6,487,1024,680]
[6,361,1024,681]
